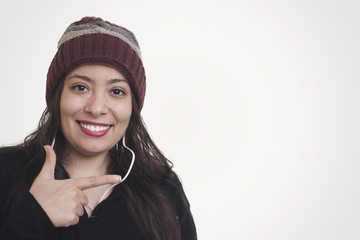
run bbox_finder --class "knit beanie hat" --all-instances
[46,17,146,110]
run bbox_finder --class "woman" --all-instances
[0,17,196,240]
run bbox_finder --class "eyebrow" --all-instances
[68,74,127,84]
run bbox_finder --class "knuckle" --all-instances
[71,215,79,225]
[69,202,77,210]
[63,182,76,191]
[89,176,96,186]
[63,214,77,227]
[69,191,78,200]
[74,189,82,198]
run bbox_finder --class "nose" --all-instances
[84,91,108,117]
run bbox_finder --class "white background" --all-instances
[1,0,360,239]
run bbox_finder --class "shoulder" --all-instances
[0,146,29,172]
[162,173,186,199]
[0,146,29,194]
[163,173,197,239]
[162,173,191,220]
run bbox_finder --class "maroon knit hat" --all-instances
[46,17,146,110]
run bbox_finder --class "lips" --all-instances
[77,120,112,137]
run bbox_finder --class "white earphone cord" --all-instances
[97,135,135,204]
[50,135,136,211]
[51,137,56,148]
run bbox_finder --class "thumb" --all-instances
[37,145,57,180]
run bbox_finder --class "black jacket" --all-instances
[0,149,197,239]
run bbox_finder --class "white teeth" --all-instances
[80,122,110,132]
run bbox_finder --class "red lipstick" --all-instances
[78,121,112,137]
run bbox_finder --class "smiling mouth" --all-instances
[76,121,112,137]
[79,122,111,132]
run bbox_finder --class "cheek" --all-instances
[114,101,132,124]
[59,93,81,124]
[59,97,70,133]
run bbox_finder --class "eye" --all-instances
[111,88,125,96]
[72,84,88,92]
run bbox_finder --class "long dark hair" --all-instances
[4,78,191,239]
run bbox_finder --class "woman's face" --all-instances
[60,64,132,157]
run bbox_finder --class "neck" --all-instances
[62,144,112,179]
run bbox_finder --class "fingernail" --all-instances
[116,176,122,182]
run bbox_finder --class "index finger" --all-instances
[72,175,122,190]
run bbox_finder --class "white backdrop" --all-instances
[1,0,360,239]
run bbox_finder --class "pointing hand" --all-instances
[30,145,121,227]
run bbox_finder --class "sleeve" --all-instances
[0,150,56,239]
[0,192,55,240]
